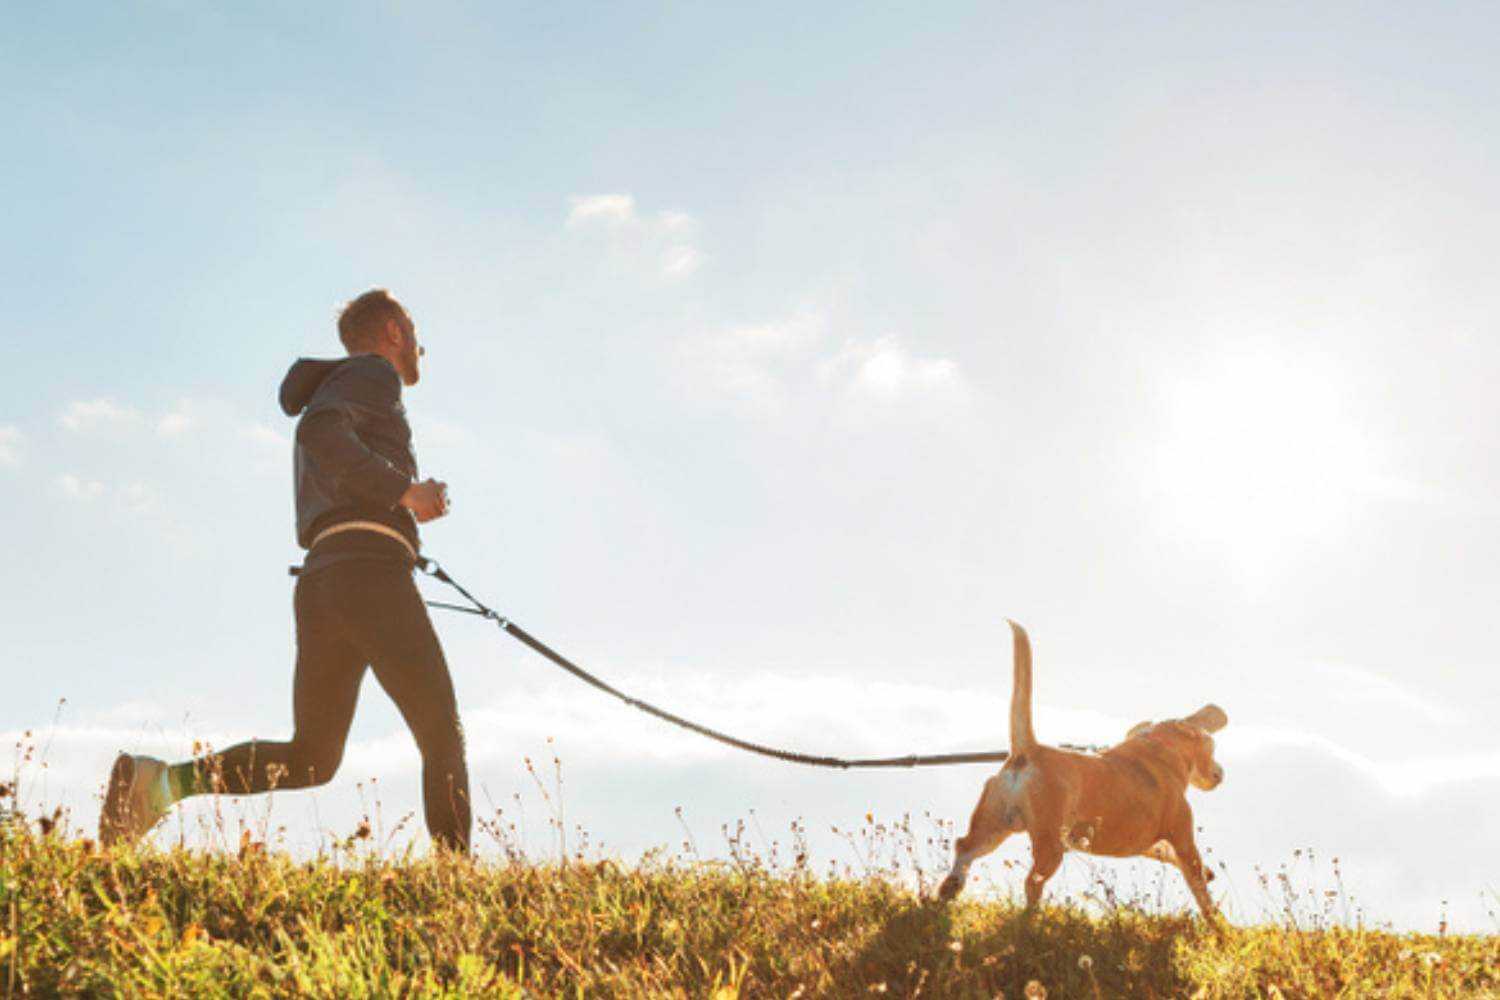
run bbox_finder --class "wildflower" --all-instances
[948,939,963,953]
[1025,981,1047,999]
[1078,955,1093,971]
[37,806,62,836]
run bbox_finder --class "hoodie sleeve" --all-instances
[294,359,412,508]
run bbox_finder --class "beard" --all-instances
[399,340,422,383]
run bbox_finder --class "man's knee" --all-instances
[287,737,343,787]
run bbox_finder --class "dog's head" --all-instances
[1125,704,1228,790]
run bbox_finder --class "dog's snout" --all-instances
[1191,761,1225,790]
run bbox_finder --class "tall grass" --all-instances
[4,730,1496,996]
[2,793,1495,998]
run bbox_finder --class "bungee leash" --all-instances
[409,555,1105,769]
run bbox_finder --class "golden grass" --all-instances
[2,810,1496,999]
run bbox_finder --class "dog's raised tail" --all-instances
[1006,619,1037,754]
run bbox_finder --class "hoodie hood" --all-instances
[280,354,402,416]
[279,357,350,416]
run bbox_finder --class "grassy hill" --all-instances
[1,813,1495,998]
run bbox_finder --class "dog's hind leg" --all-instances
[938,777,1016,902]
[938,824,1013,902]
[1023,825,1065,910]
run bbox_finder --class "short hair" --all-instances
[337,289,406,352]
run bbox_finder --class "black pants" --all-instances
[209,559,471,851]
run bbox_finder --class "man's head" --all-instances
[338,289,424,386]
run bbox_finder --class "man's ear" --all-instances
[1182,704,1228,733]
[1126,721,1153,740]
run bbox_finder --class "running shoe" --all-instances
[98,753,171,846]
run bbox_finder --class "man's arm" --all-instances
[296,361,411,508]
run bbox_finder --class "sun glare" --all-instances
[1146,345,1379,583]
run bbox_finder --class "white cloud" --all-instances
[567,194,637,227]
[241,423,290,479]
[0,425,22,466]
[820,336,965,402]
[566,193,702,278]
[57,473,105,500]
[682,312,967,423]
[48,398,289,503]
[120,481,155,512]
[156,399,196,436]
[1314,663,1456,726]
[55,474,156,510]
[59,395,225,439]
[59,398,141,431]
[242,423,288,448]
[724,315,824,359]
[660,244,700,277]
[658,210,694,233]
[680,312,825,417]
[1217,726,1500,798]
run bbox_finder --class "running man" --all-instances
[99,289,472,852]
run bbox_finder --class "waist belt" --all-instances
[309,520,418,562]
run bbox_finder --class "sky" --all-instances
[3,1,1498,932]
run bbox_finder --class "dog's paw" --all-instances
[936,875,963,902]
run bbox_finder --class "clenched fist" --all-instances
[399,478,451,523]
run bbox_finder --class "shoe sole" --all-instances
[99,752,137,846]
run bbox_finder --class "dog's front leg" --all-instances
[1145,839,1215,883]
[1166,828,1221,925]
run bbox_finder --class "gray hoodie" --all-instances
[279,353,420,566]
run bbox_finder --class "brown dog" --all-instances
[937,621,1228,920]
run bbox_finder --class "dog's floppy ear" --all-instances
[1182,704,1228,733]
[1126,720,1153,740]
